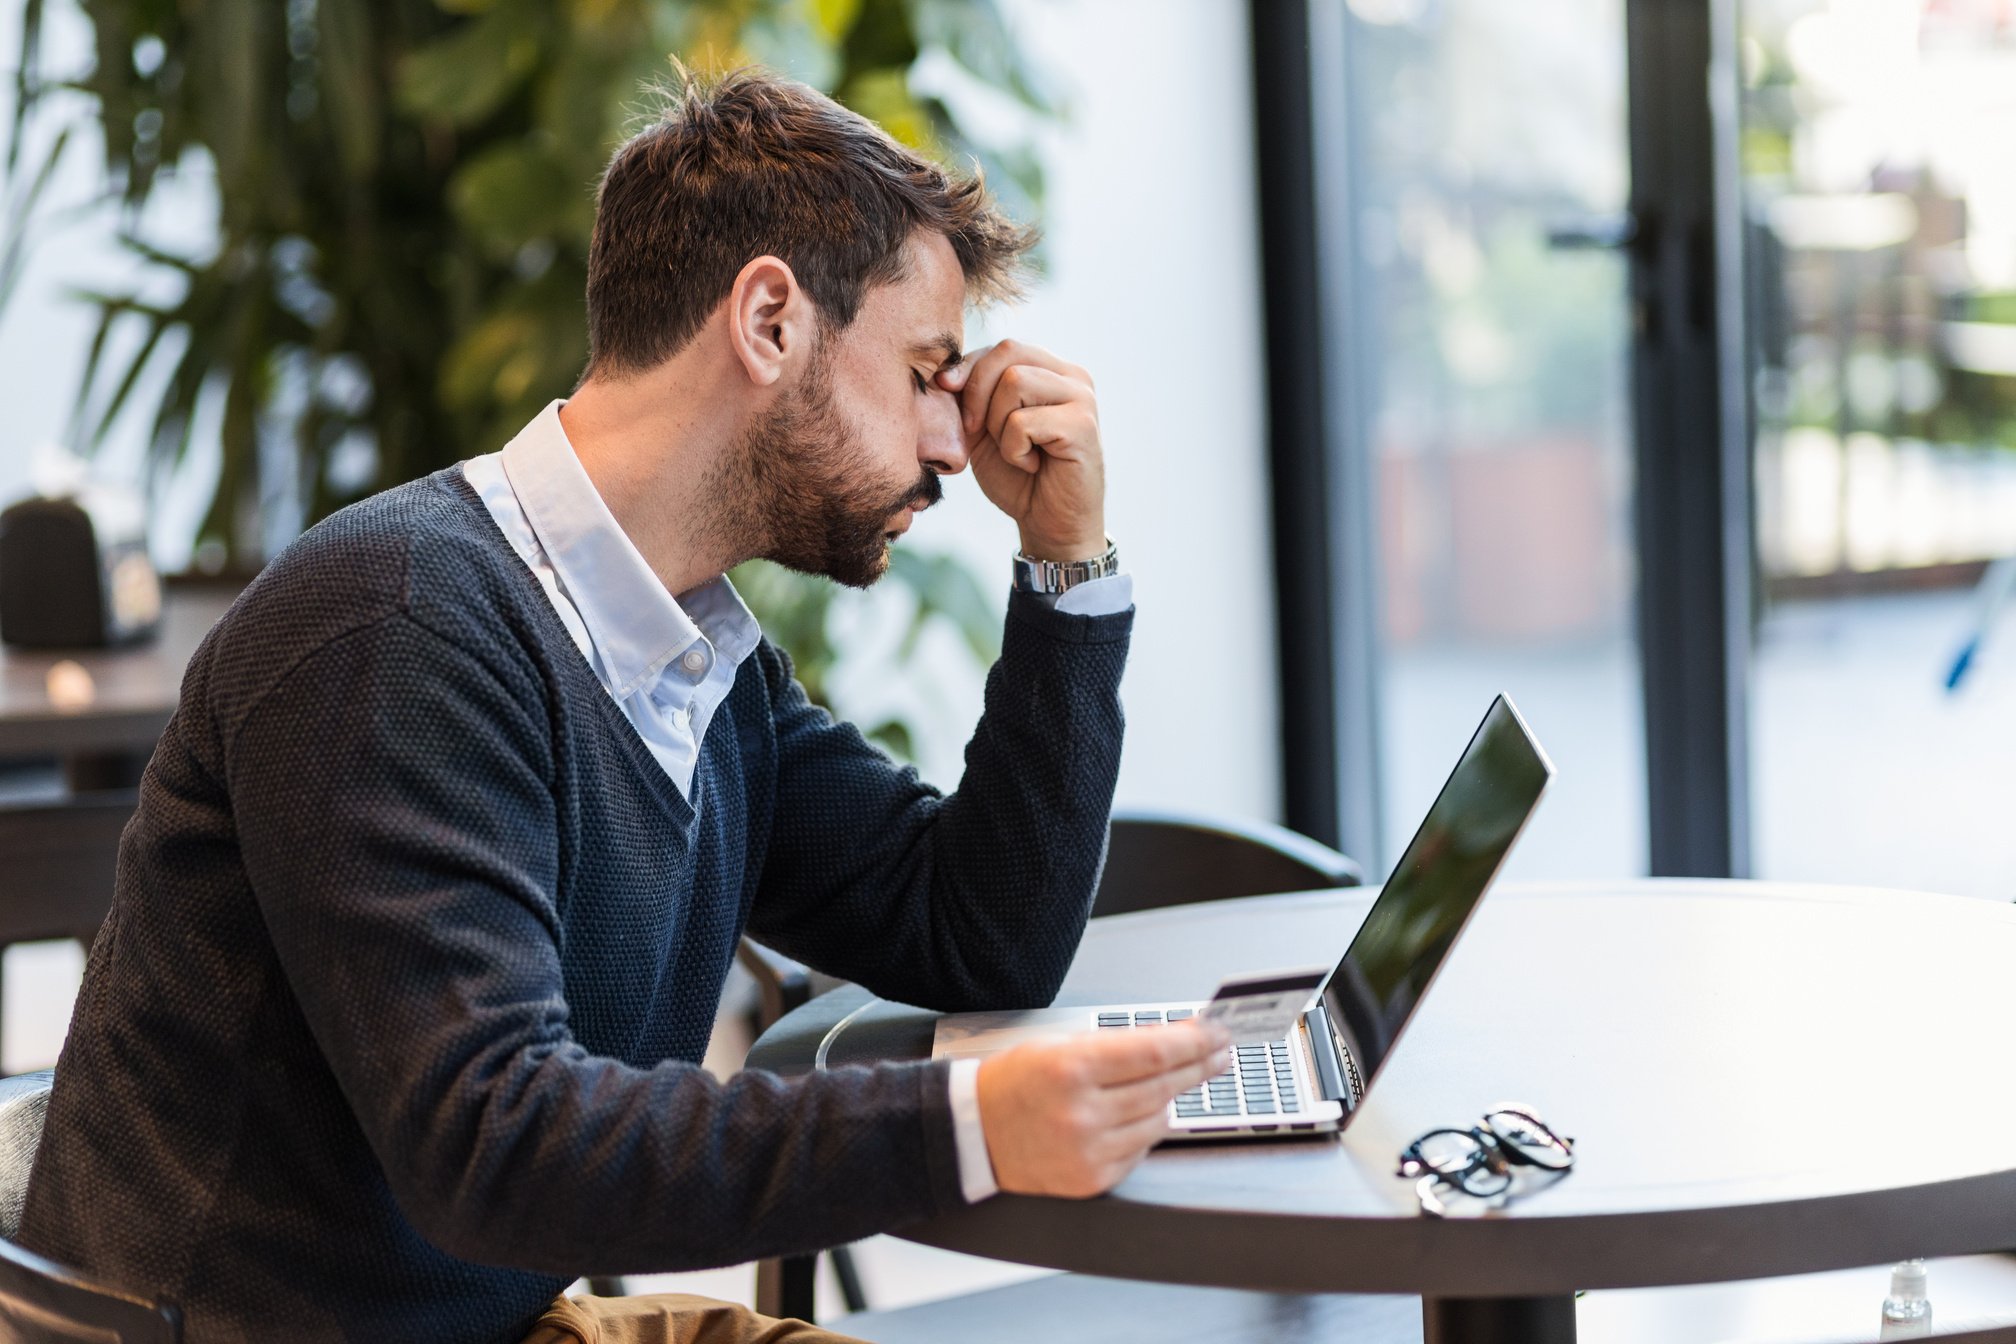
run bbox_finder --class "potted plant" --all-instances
[8,0,1055,756]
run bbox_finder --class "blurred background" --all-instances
[2,0,2016,1326]
[1349,0,2016,899]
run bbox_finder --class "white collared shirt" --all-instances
[464,405,761,799]
[463,400,1132,1206]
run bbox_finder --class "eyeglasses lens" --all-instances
[1414,1130,1487,1175]
[1457,1166,1514,1196]
[1484,1109,1575,1170]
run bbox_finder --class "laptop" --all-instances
[931,694,1554,1141]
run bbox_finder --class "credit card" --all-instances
[1197,967,1327,1045]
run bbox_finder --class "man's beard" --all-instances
[717,348,942,589]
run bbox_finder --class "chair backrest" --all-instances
[736,811,1359,1032]
[0,1237,181,1343]
[0,1071,180,1343]
[1090,808,1362,920]
[735,940,814,1034]
[0,1070,54,1240]
[0,793,137,946]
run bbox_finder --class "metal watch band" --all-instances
[1011,538,1119,594]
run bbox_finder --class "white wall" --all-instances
[0,0,217,562]
[906,0,1284,821]
[0,0,110,502]
[0,0,1285,825]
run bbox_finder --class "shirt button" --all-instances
[681,649,707,674]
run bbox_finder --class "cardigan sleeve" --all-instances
[226,611,966,1275]
[746,591,1133,1012]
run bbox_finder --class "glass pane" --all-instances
[1340,0,1644,878]
[1740,0,2016,899]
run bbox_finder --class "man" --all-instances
[20,67,1226,1344]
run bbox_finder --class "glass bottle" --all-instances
[1879,1259,1932,1339]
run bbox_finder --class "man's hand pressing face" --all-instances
[938,341,1106,562]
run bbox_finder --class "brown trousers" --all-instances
[520,1293,871,1344]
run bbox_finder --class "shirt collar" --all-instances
[499,400,759,701]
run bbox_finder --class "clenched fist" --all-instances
[974,1021,1230,1199]
[937,340,1105,564]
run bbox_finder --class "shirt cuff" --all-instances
[1016,572,1134,617]
[947,1057,999,1203]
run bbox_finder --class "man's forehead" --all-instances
[891,233,967,343]
[838,231,967,357]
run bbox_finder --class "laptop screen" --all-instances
[1317,695,1552,1109]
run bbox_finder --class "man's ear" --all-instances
[726,255,810,388]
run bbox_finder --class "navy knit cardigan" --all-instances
[19,470,1131,1344]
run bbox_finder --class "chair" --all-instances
[744,807,1363,1330]
[0,1069,181,1342]
[0,793,137,1061]
[739,941,869,1321]
[1089,807,1363,918]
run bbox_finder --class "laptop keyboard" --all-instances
[1094,1008,1304,1120]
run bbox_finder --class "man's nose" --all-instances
[919,388,969,477]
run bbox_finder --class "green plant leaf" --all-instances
[14,0,1057,765]
[187,0,271,227]
[396,1,546,127]
[811,0,865,43]
[109,233,203,274]
[839,0,917,71]
[888,546,1001,662]
[440,306,543,412]
[69,293,176,448]
[449,141,580,259]
[0,122,71,314]
[865,718,915,762]
[535,33,633,165]
[317,0,382,181]
[907,0,1059,112]
[839,68,935,151]
[741,13,843,91]
[6,0,45,174]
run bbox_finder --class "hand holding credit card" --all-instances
[1197,967,1328,1045]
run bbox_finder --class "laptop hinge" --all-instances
[1301,1002,1349,1104]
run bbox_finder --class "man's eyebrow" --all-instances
[909,334,963,368]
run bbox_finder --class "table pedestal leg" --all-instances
[1422,1293,1577,1344]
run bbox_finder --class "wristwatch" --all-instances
[1011,538,1120,595]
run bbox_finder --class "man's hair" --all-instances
[585,67,1036,378]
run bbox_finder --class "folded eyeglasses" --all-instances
[1396,1104,1575,1217]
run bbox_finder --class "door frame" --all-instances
[1251,0,1753,877]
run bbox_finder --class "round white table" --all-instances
[748,880,2016,1343]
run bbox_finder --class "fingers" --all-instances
[954,339,1093,437]
[997,404,1093,474]
[1097,1107,1181,1161]
[1074,1021,1231,1086]
[1095,1052,1223,1123]
[983,365,1089,446]
[1073,1114,1174,1190]
[977,1024,1228,1200]
[1079,1047,1227,1186]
